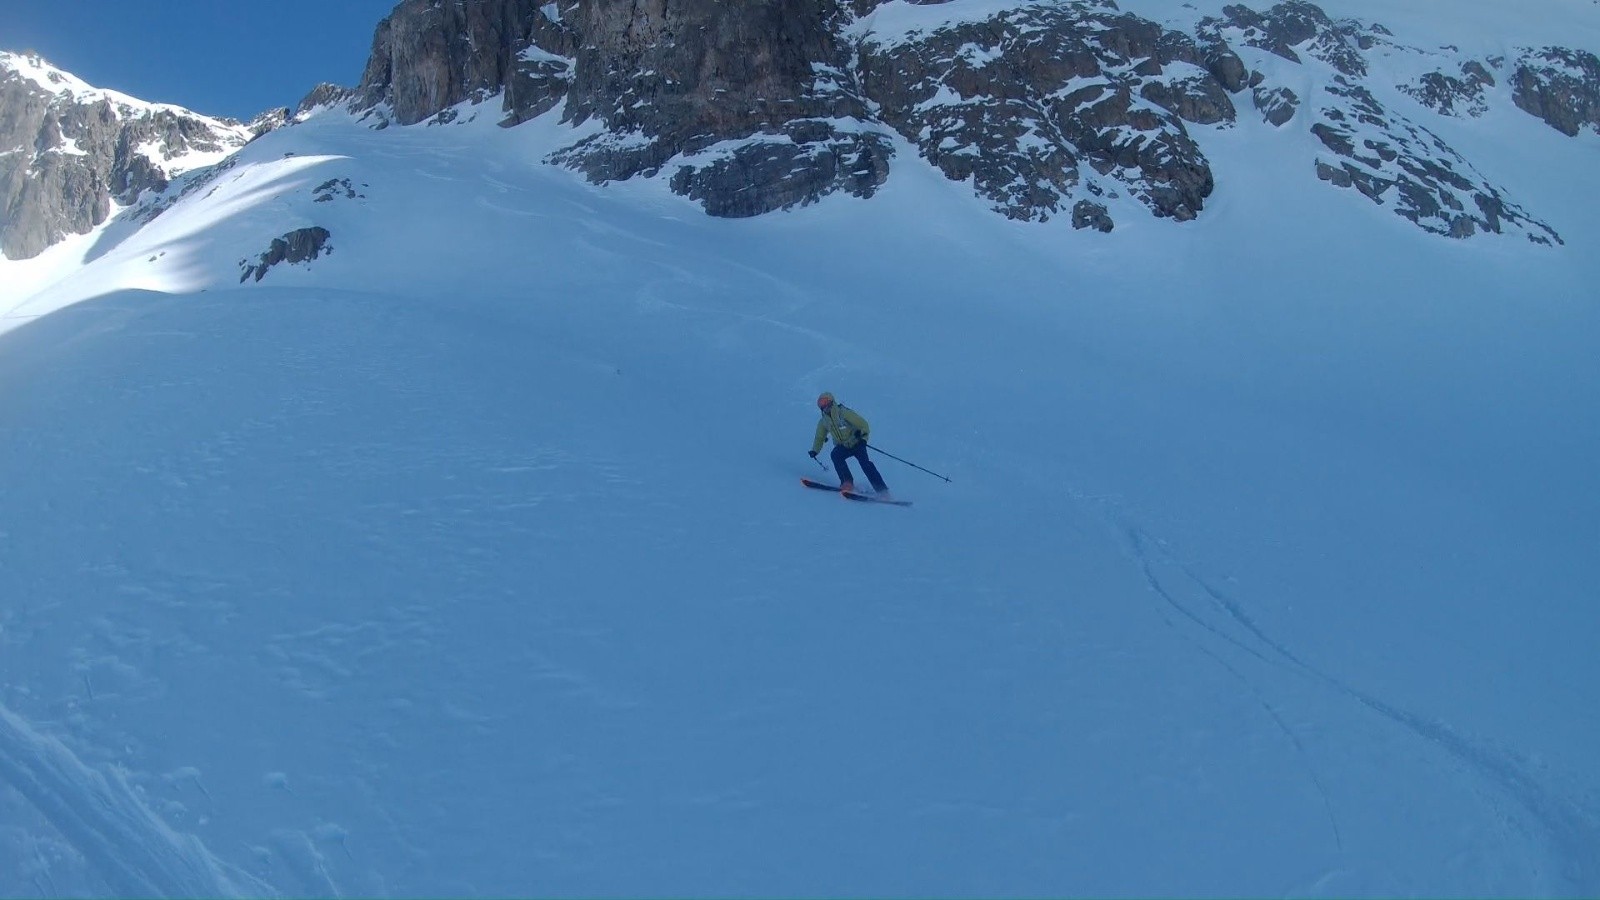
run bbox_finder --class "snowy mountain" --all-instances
[1,1,1599,897]
[322,0,1600,237]
[0,52,267,261]
[7,0,1599,262]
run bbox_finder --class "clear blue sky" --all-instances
[1,0,400,120]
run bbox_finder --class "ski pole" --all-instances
[810,452,828,471]
[865,443,951,483]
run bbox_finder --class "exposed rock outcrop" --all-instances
[297,83,358,117]
[346,0,1239,224]
[9,0,1593,255]
[312,178,366,203]
[352,0,577,127]
[1401,61,1495,118]
[238,226,333,282]
[327,0,1589,241]
[1512,47,1600,136]
[1254,85,1299,126]
[1310,78,1560,243]
[247,107,293,137]
[1203,0,1380,77]
[1202,3,1563,243]
[550,0,889,215]
[858,1,1232,225]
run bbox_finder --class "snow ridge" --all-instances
[0,52,245,129]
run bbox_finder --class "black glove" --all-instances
[808,450,819,459]
[853,431,866,444]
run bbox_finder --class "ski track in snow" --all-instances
[0,703,270,898]
[1130,549,1348,855]
[1121,524,1600,895]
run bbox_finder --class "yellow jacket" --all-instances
[813,404,870,453]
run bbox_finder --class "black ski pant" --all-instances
[831,442,888,492]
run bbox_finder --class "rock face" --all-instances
[857,2,1234,225]
[1309,79,1559,243]
[298,83,359,117]
[1203,0,1378,77]
[248,107,294,137]
[1254,85,1300,126]
[334,0,1589,242]
[1401,61,1495,118]
[1512,47,1600,137]
[551,0,891,217]
[1201,3,1565,243]
[238,226,334,283]
[6,1,1593,255]
[0,52,257,260]
[347,0,1247,226]
[355,0,560,126]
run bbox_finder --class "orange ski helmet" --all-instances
[816,392,835,410]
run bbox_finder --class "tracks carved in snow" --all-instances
[1125,527,1600,895]
[0,702,271,898]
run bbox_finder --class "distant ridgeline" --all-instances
[3,0,1598,260]
[0,51,280,261]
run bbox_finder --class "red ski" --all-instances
[800,478,912,506]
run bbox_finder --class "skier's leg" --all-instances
[854,445,889,492]
[830,444,855,488]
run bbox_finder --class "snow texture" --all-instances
[0,3,1598,896]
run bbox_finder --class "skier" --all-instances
[808,392,890,498]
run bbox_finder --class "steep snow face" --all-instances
[1,94,1597,897]
[1,5,1599,896]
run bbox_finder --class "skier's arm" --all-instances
[812,420,828,454]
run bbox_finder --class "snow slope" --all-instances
[1,14,1599,898]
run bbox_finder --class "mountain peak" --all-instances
[0,51,256,261]
[1,50,84,91]
[2,50,206,121]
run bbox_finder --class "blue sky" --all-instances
[1,0,400,120]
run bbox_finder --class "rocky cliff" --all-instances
[0,52,263,260]
[332,0,1596,242]
[6,1,1598,259]
[1201,2,1566,243]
